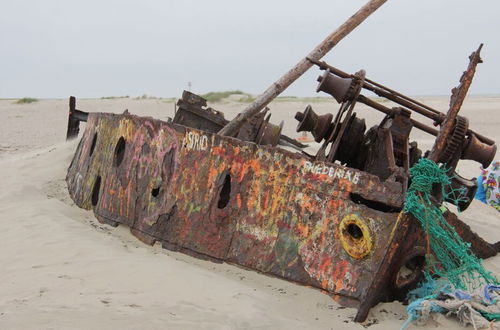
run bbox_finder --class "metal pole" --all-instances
[218,0,388,136]
[357,95,439,136]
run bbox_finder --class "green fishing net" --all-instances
[403,158,498,291]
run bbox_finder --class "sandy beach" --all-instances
[0,96,499,329]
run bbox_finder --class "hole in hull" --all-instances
[217,173,231,209]
[89,133,97,156]
[114,137,126,167]
[394,254,426,290]
[350,193,401,213]
[347,223,363,239]
[92,176,101,206]
[339,214,373,260]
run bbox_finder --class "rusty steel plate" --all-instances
[66,112,497,322]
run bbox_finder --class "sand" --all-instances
[0,96,499,329]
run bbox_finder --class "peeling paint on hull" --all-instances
[66,112,494,322]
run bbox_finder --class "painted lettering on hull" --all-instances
[183,131,210,151]
[302,161,360,184]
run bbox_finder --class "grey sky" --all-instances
[1,0,499,98]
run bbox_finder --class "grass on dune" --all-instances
[201,90,246,102]
[15,97,38,104]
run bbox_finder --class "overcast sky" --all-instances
[1,0,499,98]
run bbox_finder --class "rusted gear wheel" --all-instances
[342,77,358,103]
[439,116,468,165]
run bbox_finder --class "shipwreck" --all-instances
[64,0,499,322]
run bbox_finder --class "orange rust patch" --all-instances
[296,222,309,238]
[334,260,349,292]
[263,190,270,210]
[236,193,242,208]
[211,146,225,156]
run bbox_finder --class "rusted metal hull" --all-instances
[66,111,499,321]
[66,112,423,319]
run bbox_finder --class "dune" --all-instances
[0,97,498,329]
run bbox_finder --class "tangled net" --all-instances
[402,158,500,328]
[404,158,498,291]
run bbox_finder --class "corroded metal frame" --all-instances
[67,112,423,320]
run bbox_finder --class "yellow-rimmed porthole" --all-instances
[339,214,373,259]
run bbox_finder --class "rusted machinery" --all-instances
[301,44,496,211]
[65,0,499,323]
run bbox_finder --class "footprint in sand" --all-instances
[42,179,74,205]
[126,303,142,308]
[39,287,48,297]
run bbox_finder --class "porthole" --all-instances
[217,173,231,209]
[114,137,126,167]
[339,214,373,260]
[91,176,101,206]
[89,133,97,157]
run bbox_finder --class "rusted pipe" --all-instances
[357,95,439,136]
[365,85,444,123]
[66,96,89,140]
[218,0,388,137]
